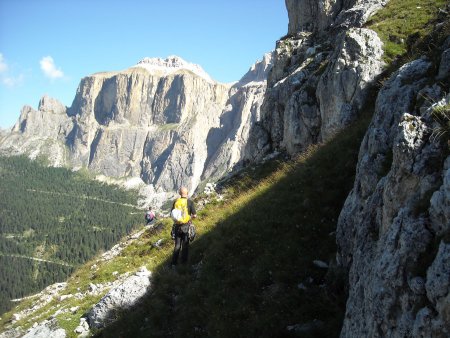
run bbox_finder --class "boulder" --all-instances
[22,319,65,338]
[87,267,152,329]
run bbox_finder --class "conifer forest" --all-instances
[0,156,142,314]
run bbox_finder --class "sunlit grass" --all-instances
[366,0,447,63]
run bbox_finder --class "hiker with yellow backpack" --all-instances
[170,186,197,266]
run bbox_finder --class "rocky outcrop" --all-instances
[336,42,450,337]
[0,56,270,201]
[285,0,388,35]
[66,62,231,193]
[0,228,153,338]
[201,53,272,183]
[0,128,8,141]
[317,28,384,140]
[21,319,65,338]
[245,25,384,161]
[87,267,152,329]
[0,96,73,166]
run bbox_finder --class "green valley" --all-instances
[0,156,143,314]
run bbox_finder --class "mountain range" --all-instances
[0,53,272,207]
[0,0,449,337]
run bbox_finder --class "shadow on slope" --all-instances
[95,114,371,338]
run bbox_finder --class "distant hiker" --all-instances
[145,207,156,225]
[170,186,196,266]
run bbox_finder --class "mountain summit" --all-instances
[133,55,215,83]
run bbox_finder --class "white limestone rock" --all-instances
[133,55,214,83]
[74,318,89,337]
[285,0,388,35]
[22,319,65,338]
[0,95,72,166]
[0,54,270,198]
[336,50,450,337]
[236,52,273,87]
[87,267,152,329]
[317,28,384,140]
[245,27,383,160]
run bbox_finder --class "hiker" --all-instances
[171,186,196,266]
[145,206,156,225]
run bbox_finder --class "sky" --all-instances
[0,0,288,129]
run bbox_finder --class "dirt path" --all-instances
[0,253,73,267]
[26,188,141,210]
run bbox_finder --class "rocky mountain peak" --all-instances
[37,95,67,115]
[133,55,215,83]
[236,52,274,87]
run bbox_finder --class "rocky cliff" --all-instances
[245,0,386,161]
[0,96,72,166]
[245,0,450,337]
[0,55,271,202]
[336,29,450,338]
[285,0,388,34]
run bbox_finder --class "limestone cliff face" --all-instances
[245,1,385,162]
[285,0,388,35]
[337,37,450,337]
[0,96,73,166]
[0,56,270,198]
[66,64,231,194]
[201,53,272,183]
[248,1,449,337]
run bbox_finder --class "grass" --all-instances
[91,110,371,338]
[157,123,179,132]
[430,103,450,148]
[366,0,448,63]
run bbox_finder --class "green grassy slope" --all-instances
[366,0,448,63]
[90,113,371,338]
[0,112,369,337]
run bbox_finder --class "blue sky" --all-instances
[0,0,287,128]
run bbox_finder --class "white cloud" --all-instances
[0,53,8,73]
[40,56,64,79]
[0,53,24,87]
[3,74,24,87]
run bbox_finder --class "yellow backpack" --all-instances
[171,198,191,224]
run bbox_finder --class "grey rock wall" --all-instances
[0,95,73,166]
[245,25,384,161]
[285,0,388,35]
[337,46,450,338]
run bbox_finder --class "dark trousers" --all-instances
[171,232,189,265]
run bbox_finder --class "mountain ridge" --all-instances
[0,54,272,207]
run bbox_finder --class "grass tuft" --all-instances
[430,103,450,148]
